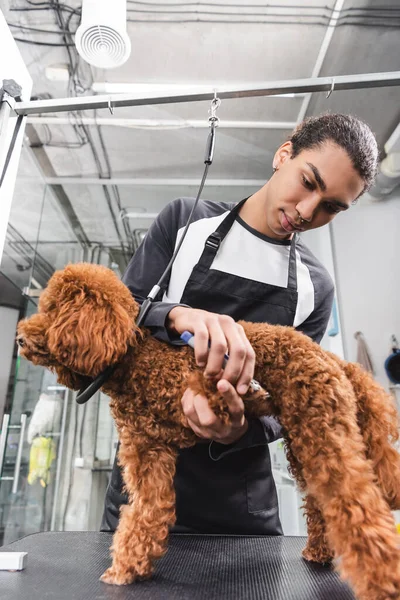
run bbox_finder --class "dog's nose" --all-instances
[16,336,25,347]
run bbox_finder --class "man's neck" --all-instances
[238,185,293,241]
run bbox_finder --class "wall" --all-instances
[331,193,400,389]
[301,224,345,358]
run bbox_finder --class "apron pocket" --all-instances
[246,453,279,514]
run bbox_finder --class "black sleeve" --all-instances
[295,284,335,343]
[122,199,190,343]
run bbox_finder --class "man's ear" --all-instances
[273,141,293,169]
[45,264,139,377]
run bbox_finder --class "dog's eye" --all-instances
[17,337,25,347]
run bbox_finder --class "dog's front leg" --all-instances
[101,440,177,585]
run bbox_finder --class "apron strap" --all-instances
[200,198,248,270]
[287,233,298,291]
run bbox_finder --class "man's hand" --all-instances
[181,379,249,445]
[167,306,255,395]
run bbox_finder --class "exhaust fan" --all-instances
[75,0,131,69]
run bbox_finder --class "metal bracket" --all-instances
[0,79,22,111]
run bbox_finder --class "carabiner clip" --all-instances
[208,91,221,126]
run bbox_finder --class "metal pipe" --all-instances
[12,72,400,116]
[26,117,296,130]
[11,413,27,494]
[51,388,69,531]
[0,94,13,173]
[0,414,10,475]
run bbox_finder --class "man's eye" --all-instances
[302,176,314,190]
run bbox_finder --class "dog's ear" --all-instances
[44,263,140,377]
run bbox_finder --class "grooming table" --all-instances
[0,532,355,599]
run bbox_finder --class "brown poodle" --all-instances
[17,263,400,600]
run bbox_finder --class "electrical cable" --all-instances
[11,37,76,45]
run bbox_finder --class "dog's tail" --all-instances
[342,360,400,510]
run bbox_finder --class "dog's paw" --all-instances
[302,546,333,565]
[100,566,136,586]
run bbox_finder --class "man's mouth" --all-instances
[280,211,304,233]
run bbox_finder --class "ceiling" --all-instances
[2,0,400,293]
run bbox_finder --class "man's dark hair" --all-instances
[290,113,379,194]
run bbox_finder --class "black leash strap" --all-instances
[76,94,221,404]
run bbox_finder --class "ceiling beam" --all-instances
[297,0,345,123]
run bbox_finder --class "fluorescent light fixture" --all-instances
[122,212,159,219]
[92,82,304,99]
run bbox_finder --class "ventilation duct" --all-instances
[75,0,131,69]
[369,123,400,200]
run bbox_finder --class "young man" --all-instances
[101,113,378,535]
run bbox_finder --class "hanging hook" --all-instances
[326,78,335,99]
[108,97,114,115]
[208,90,221,126]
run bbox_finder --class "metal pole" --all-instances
[50,387,69,531]
[0,94,13,176]
[12,72,400,116]
[26,117,297,130]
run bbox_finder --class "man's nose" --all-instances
[295,194,320,222]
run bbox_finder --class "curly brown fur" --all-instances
[17,263,400,600]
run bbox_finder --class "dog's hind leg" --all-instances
[341,361,400,510]
[101,439,177,585]
[280,375,400,600]
[283,444,334,565]
[301,494,334,564]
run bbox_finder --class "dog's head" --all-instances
[17,263,140,388]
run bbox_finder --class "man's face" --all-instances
[265,141,366,239]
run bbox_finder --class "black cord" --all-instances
[12,37,76,45]
[7,22,73,34]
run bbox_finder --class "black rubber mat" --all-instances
[0,532,355,599]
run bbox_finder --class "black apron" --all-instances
[101,199,298,535]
